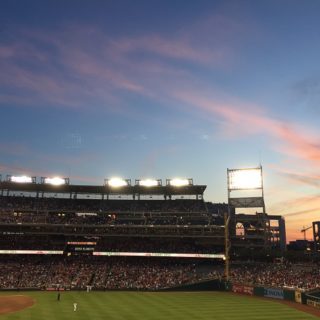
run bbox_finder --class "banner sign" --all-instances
[264,288,284,299]
[0,250,63,255]
[93,252,225,259]
[67,242,96,245]
[232,284,254,295]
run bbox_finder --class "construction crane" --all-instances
[301,226,312,241]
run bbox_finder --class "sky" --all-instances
[1,0,320,241]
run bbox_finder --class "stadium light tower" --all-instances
[227,166,286,252]
[227,166,265,213]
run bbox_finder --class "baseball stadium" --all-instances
[1,169,320,319]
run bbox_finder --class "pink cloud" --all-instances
[115,35,226,65]
[0,45,16,58]
[0,163,35,176]
[271,193,320,212]
[0,28,148,113]
[0,13,242,114]
[173,90,320,169]
[0,143,31,157]
[279,171,320,188]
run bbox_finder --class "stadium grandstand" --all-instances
[0,173,320,298]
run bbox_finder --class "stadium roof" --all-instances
[0,181,206,196]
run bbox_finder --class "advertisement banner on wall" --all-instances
[264,288,284,299]
[232,284,254,295]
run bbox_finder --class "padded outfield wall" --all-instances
[229,282,301,302]
[302,290,320,309]
[225,281,320,311]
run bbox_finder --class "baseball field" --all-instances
[0,291,318,320]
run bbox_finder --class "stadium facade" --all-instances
[0,176,286,254]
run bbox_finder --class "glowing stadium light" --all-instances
[106,178,130,187]
[136,179,161,187]
[9,175,35,183]
[42,177,69,185]
[228,167,262,190]
[167,178,193,187]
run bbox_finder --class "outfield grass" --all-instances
[0,291,318,320]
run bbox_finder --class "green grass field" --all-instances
[0,291,317,320]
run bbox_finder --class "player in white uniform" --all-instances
[73,302,77,312]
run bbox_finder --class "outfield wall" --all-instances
[301,290,320,309]
[225,281,320,311]
[227,283,320,312]
[161,279,223,291]
[229,282,301,304]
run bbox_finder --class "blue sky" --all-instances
[1,0,320,240]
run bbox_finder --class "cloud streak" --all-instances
[278,171,320,188]
[2,22,320,176]
[173,91,320,169]
[0,12,241,115]
[0,10,265,136]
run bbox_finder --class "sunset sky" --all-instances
[1,0,320,241]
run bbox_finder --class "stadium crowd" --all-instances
[231,262,320,290]
[0,254,320,291]
[1,195,319,291]
[0,211,213,226]
[0,256,200,290]
[0,196,207,214]
[0,196,216,227]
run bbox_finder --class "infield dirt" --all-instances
[0,295,35,315]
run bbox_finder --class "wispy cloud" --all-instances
[0,142,30,156]
[115,35,224,65]
[173,91,320,169]
[292,76,320,112]
[0,163,35,176]
[0,12,242,114]
[283,207,320,218]
[271,193,320,212]
[278,171,320,188]
[3,21,319,172]
[2,21,319,176]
